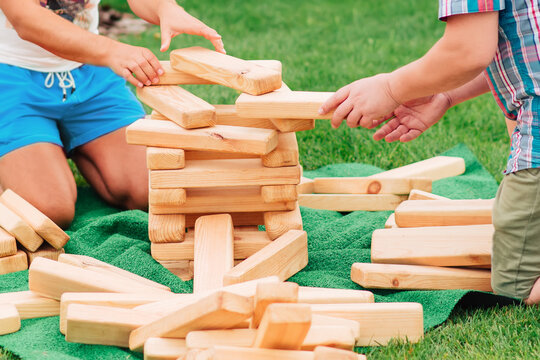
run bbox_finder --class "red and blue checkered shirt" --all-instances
[440,0,540,173]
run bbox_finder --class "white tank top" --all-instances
[0,0,100,73]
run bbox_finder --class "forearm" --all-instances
[127,0,176,25]
[445,72,490,107]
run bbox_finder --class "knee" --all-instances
[32,198,76,229]
[107,182,148,211]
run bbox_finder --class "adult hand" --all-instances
[105,42,163,88]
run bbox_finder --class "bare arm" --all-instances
[445,72,490,107]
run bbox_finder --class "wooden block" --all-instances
[150,159,301,189]
[298,287,374,304]
[313,178,431,195]
[149,213,186,243]
[151,230,271,261]
[223,230,308,285]
[137,86,216,129]
[252,282,299,328]
[184,150,260,161]
[261,185,298,203]
[0,202,43,251]
[263,204,303,240]
[150,187,296,215]
[23,243,64,264]
[66,304,160,347]
[0,304,20,335]
[270,118,316,133]
[311,302,424,346]
[236,226,260,232]
[351,263,492,291]
[236,91,334,119]
[384,213,397,229]
[129,291,253,351]
[371,225,493,267]
[0,189,69,249]
[0,251,28,275]
[302,326,355,351]
[311,315,360,342]
[197,346,315,360]
[144,337,188,360]
[297,177,314,194]
[0,291,59,319]
[370,156,465,181]
[186,328,256,349]
[58,254,171,292]
[214,105,277,130]
[298,194,407,211]
[313,346,364,360]
[171,47,282,96]
[394,199,494,227]
[0,227,17,257]
[149,188,187,207]
[253,303,311,350]
[186,212,264,228]
[147,147,185,170]
[262,132,299,168]
[157,260,192,281]
[127,119,278,155]
[408,189,449,201]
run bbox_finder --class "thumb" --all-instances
[160,24,172,52]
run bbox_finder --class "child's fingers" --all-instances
[144,51,164,78]
[373,118,400,141]
[120,68,143,88]
[320,85,350,115]
[346,107,363,128]
[385,124,410,142]
[130,64,152,86]
[139,59,159,84]
[400,129,423,142]
[160,25,172,52]
[331,100,353,129]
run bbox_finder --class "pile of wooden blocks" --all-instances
[0,189,69,276]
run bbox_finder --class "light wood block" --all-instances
[311,302,424,346]
[302,326,355,351]
[394,199,494,227]
[384,213,397,229]
[236,226,260,232]
[236,91,334,119]
[149,213,186,243]
[0,304,20,335]
[186,212,264,228]
[186,328,256,349]
[23,243,64,264]
[129,291,253,352]
[127,119,278,155]
[0,291,59,319]
[0,189,69,249]
[197,346,315,360]
[270,118,316,133]
[0,227,17,257]
[137,86,216,129]
[214,105,277,130]
[184,150,260,161]
[189,260,243,279]
[223,230,308,285]
[351,263,492,291]
[263,204,303,240]
[149,188,187,207]
[158,260,192,281]
[298,194,407,211]
[252,282,299,328]
[0,202,43,251]
[262,132,299,168]
[144,337,188,360]
[147,147,185,170]
[313,346,365,360]
[298,287,374,304]
[171,47,282,96]
[311,315,360,342]
[297,177,315,194]
[313,178,431,195]
[0,251,28,275]
[370,156,465,181]
[150,159,301,189]
[261,185,298,203]
[408,189,449,201]
[371,225,493,267]
[151,230,271,261]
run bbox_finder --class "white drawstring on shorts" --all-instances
[45,71,76,102]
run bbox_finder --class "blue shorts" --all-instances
[0,63,145,157]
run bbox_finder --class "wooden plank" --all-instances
[236,91,334,119]
[311,315,360,342]
[151,230,271,261]
[0,291,59,319]
[129,291,253,351]
[371,225,493,267]
[147,147,185,170]
[0,189,69,249]
[137,86,216,129]
[184,150,260,161]
[197,346,315,360]
[157,260,192,281]
[149,188,187,207]
[171,47,282,96]
[313,346,366,360]
[0,202,43,251]
[23,243,64,265]
[262,132,299,168]
[298,287,374,304]
[149,213,185,243]
[144,337,188,360]
[351,263,492,291]
[297,177,314,194]
[252,282,299,328]
[311,302,424,346]
[370,156,465,181]
[302,326,355,351]
[384,213,397,229]
[0,251,28,275]
[261,185,298,203]
[150,159,301,189]
[270,118,316,133]
[214,105,277,130]
[186,212,264,227]
[408,189,449,201]
[394,199,494,227]
[223,230,308,285]
[186,328,256,348]
[0,227,17,257]
[0,304,20,335]
[298,194,407,211]
[263,204,303,240]
[313,178,432,195]
[127,119,278,155]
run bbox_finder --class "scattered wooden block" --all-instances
[351,263,492,291]
[223,230,308,285]
[0,227,17,257]
[127,119,278,155]
[0,202,43,252]
[0,304,20,335]
[270,118,316,133]
[0,291,59,319]
[313,346,366,360]
[144,337,188,360]
[302,326,355,351]
[149,188,187,208]
[253,303,311,350]
[311,315,360,342]
[214,105,277,130]
[408,189,449,201]
[311,302,424,346]
[371,225,493,267]
[394,199,494,227]
[298,194,407,211]
[236,91,334,119]
[0,189,69,249]
[0,251,28,275]
[149,213,186,243]
[186,328,256,349]
[313,177,431,195]
[298,287,374,304]
[23,243,65,264]
[384,213,397,229]
[186,212,264,228]
[137,86,216,129]
[198,346,315,360]
[150,159,301,189]
[261,185,298,203]
[157,61,213,85]
[252,282,299,328]
[370,156,465,181]
[147,147,185,170]
[157,260,192,281]
[263,204,303,240]
[171,47,282,96]
[297,177,315,194]
[129,291,253,351]
[262,132,299,168]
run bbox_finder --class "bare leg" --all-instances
[524,277,540,305]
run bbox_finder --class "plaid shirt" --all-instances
[440,0,540,173]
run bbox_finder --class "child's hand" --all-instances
[105,42,163,88]
[373,93,452,142]
[319,74,400,129]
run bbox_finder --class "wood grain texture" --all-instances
[186,212,264,228]
[297,177,315,194]
[157,260,192,281]
[0,227,17,257]
[149,188,187,207]
[23,243,64,265]
[147,147,185,170]
[302,326,355,351]
[197,346,315,360]
[313,178,432,195]
[370,156,465,181]
[261,185,298,203]
[0,304,20,335]
[144,338,188,360]
[262,132,299,168]
[0,251,28,275]
[214,105,277,129]
[263,204,303,240]
[0,291,59,319]
[408,189,449,201]
[270,118,316,132]
[313,346,364,360]
[298,287,373,304]
[149,213,185,243]
[298,194,407,211]
[184,150,259,161]
[311,315,360,342]
[186,328,256,349]
[252,282,299,328]
[0,202,43,252]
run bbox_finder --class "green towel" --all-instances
[0,144,513,359]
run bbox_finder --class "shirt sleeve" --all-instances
[439,0,505,20]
